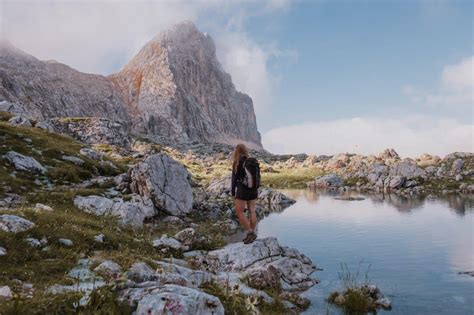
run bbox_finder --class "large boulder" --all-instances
[5,151,46,174]
[73,194,155,227]
[125,284,224,315]
[0,215,35,233]
[389,159,426,180]
[8,115,31,127]
[308,174,343,189]
[194,237,317,291]
[128,153,193,216]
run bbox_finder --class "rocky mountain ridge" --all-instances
[0,21,261,149]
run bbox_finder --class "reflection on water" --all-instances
[258,189,474,315]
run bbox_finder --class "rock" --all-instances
[389,159,426,180]
[452,159,464,173]
[132,284,225,315]
[458,271,474,277]
[34,203,54,212]
[94,260,122,278]
[79,148,104,160]
[0,246,6,256]
[153,235,187,252]
[4,151,46,174]
[0,215,35,233]
[94,234,104,243]
[378,148,400,160]
[334,196,365,201]
[25,237,42,248]
[126,262,156,283]
[388,175,406,189]
[0,193,23,209]
[174,228,195,245]
[258,188,296,206]
[57,239,72,249]
[244,265,282,290]
[62,155,85,165]
[206,173,232,196]
[0,286,13,300]
[375,297,392,310]
[455,174,463,181]
[309,174,343,188]
[49,117,130,149]
[417,154,440,167]
[35,121,54,131]
[128,153,193,216]
[8,115,31,126]
[194,237,317,291]
[74,194,156,227]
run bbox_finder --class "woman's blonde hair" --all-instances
[231,143,249,172]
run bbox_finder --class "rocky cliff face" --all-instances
[109,21,261,148]
[0,40,129,123]
[0,21,262,148]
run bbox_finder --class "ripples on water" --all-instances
[257,190,474,315]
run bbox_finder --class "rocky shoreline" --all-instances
[0,112,472,313]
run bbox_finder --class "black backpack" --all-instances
[241,157,261,189]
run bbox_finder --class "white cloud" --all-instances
[0,0,291,111]
[262,116,473,157]
[403,56,473,107]
[441,56,473,91]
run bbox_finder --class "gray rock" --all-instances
[74,194,156,227]
[195,237,317,291]
[389,159,426,179]
[4,151,46,174]
[452,159,464,173]
[8,115,31,126]
[153,235,187,251]
[0,246,7,256]
[0,286,13,300]
[126,262,156,282]
[35,121,54,131]
[62,155,85,165]
[25,237,42,248]
[174,228,195,245]
[129,153,193,216]
[258,188,296,206]
[34,203,54,212]
[59,238,73,246]
[94,260,122,278]
[455,174,463,181]
[458,271,474,277]
[244,265,282,290]
[309,174,343,188]
[388,175,406,189]
[0,215,35,233]
[133,284,224,315]
[79,148,104,161]
[94,234,104,243]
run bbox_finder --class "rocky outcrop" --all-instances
[0,22,262,149]
[109,21,261,149]
[73,194,156,227]
[48,117,130,148]
[0,40,129,123]
[194,237,318,292]
[128,153,193,216]
[307,174,343,189]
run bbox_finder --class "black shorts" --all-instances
[235,184,258,201]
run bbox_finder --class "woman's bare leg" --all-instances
[235,198,251,231]
[247,199,257,231]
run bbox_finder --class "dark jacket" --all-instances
[231,156,258,200]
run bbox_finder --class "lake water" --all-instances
[257,189,474,315]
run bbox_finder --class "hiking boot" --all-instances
[243,231,257,244]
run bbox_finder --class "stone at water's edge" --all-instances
[194,237,318,292]
[308,173,343,188]
[128,153,193,216]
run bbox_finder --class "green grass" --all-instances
[261,167,325,189]
[0,121,124,195]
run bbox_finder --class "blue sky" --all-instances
[2,0,472,156]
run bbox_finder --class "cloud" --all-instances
[403,56,473,107]
[262,116,473,157]
[0,0,291,111]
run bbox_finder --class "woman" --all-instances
[231,143,258,244]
